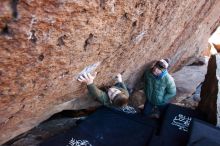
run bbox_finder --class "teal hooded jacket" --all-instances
[144,69,176,105]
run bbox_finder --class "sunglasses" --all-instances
[154,62,165,70]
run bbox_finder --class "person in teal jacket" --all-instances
[143,59,176,118]
[78,73,137,114]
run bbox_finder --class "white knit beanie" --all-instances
[160,59,169,69]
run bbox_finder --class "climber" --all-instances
[77,73,137,114]
[143,58,176,118]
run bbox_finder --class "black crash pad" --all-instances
[187,119,220,146]
[40,106,158,146]
[149,104,204,146]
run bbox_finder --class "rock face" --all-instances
[197,55,218,125]
[3,118,79,146]
[209,26,220,52]
[0,0,220,144]
[172,57,208,99]
[171,57,208,109]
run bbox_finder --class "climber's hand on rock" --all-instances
[116,73,123,82]
[78,72,97,85]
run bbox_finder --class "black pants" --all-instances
[143,100,168,116]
